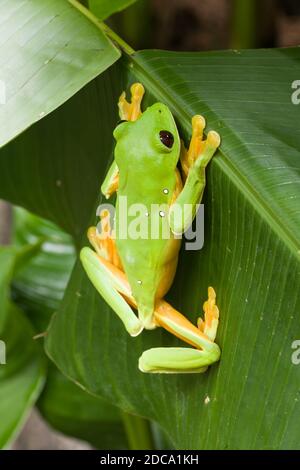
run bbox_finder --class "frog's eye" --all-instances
[159,130,174,149]
[116,119,127,126]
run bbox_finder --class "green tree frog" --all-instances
[80,83,221,373]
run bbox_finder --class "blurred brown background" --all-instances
[111,0,300,51]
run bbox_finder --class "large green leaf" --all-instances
[130,49,300,243]
[0,0,120,148]
[0,248,45,448]
[44,48,300,449]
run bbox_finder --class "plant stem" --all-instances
[121,411,154,450]
[231,0,257,49]
[100,22,135,55]
[68,0,135,55]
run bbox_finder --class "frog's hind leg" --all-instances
[80,247,143,337]
[81,209,143,337]
[139,288,220,373]
[197,287,219,342]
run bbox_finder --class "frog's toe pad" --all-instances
[198,287,219,342]
[139,346,220,374]
[118,83,145,121]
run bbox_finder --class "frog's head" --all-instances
[113,103,180,172]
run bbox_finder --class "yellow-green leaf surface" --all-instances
[43,48,300,449]
[0,0,120,148]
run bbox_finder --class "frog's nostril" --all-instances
[159,130,174,148]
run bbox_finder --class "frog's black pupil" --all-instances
[159,130,174,148]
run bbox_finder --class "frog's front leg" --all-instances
[139,288,220,373]
[169,115,220,234]
[101,83,145,199]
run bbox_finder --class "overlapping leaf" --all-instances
[0,0,120,148]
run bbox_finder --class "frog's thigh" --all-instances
[139,297,220,373]
[80,247,143,337]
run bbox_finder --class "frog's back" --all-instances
[113,101,181,327]
[115,168,181,326]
